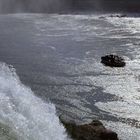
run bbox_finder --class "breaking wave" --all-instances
[0,62,68,140]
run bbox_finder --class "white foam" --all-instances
[96,101,140,121]
[0,62,69,140]
[103,121,140,140]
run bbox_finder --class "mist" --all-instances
[0,0,70,13]
[0,0,140,13]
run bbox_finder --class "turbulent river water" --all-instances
[0,13,140,140]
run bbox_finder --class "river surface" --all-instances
[0,13,140,140]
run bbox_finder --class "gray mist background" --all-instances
[0,0,140,13]
[0,0,69,13]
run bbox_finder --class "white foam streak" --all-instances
[0,63,68,140]
[103,121,140,140]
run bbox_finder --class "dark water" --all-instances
[0,14,140,140]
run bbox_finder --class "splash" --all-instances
[0,62,68,140]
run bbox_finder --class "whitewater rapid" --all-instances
[0,62,68,140]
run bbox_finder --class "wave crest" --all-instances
[0,62,68,140]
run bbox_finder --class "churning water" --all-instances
[0,13,140,140]
[0,62,68,140]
